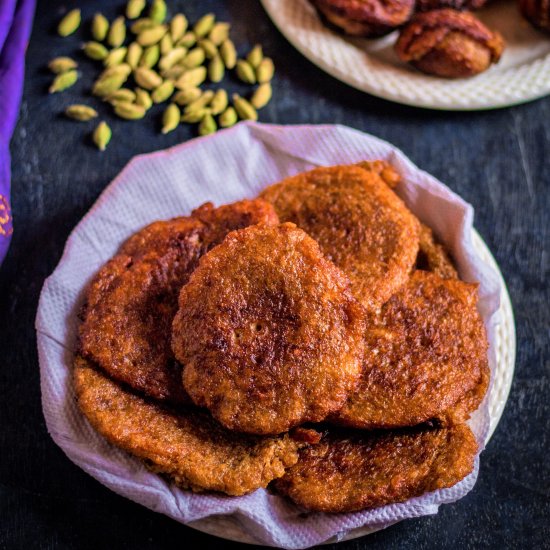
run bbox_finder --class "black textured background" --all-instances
[1,1,549,548]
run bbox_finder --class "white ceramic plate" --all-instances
[261,0,550,110]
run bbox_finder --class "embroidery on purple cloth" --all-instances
[0,194,12,237]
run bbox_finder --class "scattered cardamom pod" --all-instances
[256,57,274,83]
[58,9,81,37]
[199,113,217,136]
[126,0,146,20]
[251,82,272,109]
[162,103,180,134]
[48,57,77,74]
[137,25,167,46]
[92,13,109,42]
[126,42,143,69]
[149,0,167,24]
[130,18,155,34]
[108,16,126,48]
[83,41,109,61]
[135,87,153,109]
[177,31,196,48]
[210,88,228,115]
[181,107,209,124]
[140,44,160,68]
[247,44,263,68]
[65,104,98,121]
[104,47,128,68]
[236,59,256,84]
[174,66,207,89]
[114,101,147,120]
[220,39,237,69]
[185,90,214,113]
[151,79,175,103]
[198,39,217,59]
[182,47,205,69]
[219,106,237,128]
[194,13,215,38]
[134,67,163,89]
[173,87,202,106]
[208,54,224,83]
[233,94,257,121]
[170,14,188,42]
[159,47,187,71]
[99,63,132,81]
[160,33,173,55]
[49,70,78,93]
[161,64,186,80]
[209,22,230,46]
[107,88,137,104]
[92,73,128,97]
[93,121,112,151]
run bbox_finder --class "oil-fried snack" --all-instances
[395,10,505,78]
[73,356,302,496]
[259,165,420,312]
[274,423,478,513]
[519,0,550,33]
[416,0,488,11]
[354,159,401,189]
[310,0,415,38]
[172,223,366,435]
[333,270,489,428]
[79,199,278,404]
[416,224,458,279]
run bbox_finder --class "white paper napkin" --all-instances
[36,122,501,549]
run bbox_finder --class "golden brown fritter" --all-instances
[79,199,278,404]
[519,0,550,34]
[259,165,420,312]
[333,270,489,429]
[310,0,415,38]
[172,223,366,435]
[416,224,458,280]
[274,423,478,513]
[395,10,505,78]
[73,356,302,496]
[416,0,488,11]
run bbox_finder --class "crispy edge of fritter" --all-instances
[73,355,304,496]
[416,224,459,280]
[274,423,478,513]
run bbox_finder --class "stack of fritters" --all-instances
[75,161,489,513]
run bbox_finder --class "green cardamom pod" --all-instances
[130,18,155,34]
[256,57,274,83]
[83,41,109,61]
[208,54,224,83]
[173,87,202,106]
[92,13,109,42]
[160,33,173,55]
[199,113,217,136]
[181,108,209,124]
[135,88,153,110]
[162,103,180,134]
[48,57,77,74]
[58,9,81,37]
[126,42,143,69]
[49,70,78,93]
[194,13,215,38]
[99,63,132,81]
[218,106,237,128]
[65,104,98,121]
[104,47,128,68]
[108,16,126,48]
[174,66,207,89]
[208,22,230,46]
[92,73,128,97]
[198,39,217,59]
[250,82,272,109]
[182,47,205,69]
[161,65,186,80]
[177,31,196,48]
[93,121,112,151]
[210,88,228,115]
[185,90,214,113]
[151,80,175,103]
[114,102,147,120]
[137,25,167,46]
[140,44,160,68]
[134,67,163,89]
[220,39,237,69]
[170,14,188,42]
[236,59,256,84]
[247,44,263,68]
[149,0,167,24]
[107,88,137,104]
[159,47,186,71]
[126,0,146,20]
[233,94,258,121]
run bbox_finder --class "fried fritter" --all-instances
[172,223,366,435]
[259,165,420,312]
[73,356,302,496]
[416,224,458,280]
[274,423,477,513]
[79,199,278,404]
[333,270,489,428]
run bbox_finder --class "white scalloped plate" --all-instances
[261,0,550,110]
[189,229,516,544]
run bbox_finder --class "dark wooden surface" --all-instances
[1,0,549,548]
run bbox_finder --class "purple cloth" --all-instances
[0,0,35,265]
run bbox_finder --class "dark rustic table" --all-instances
[1,0,549,548]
